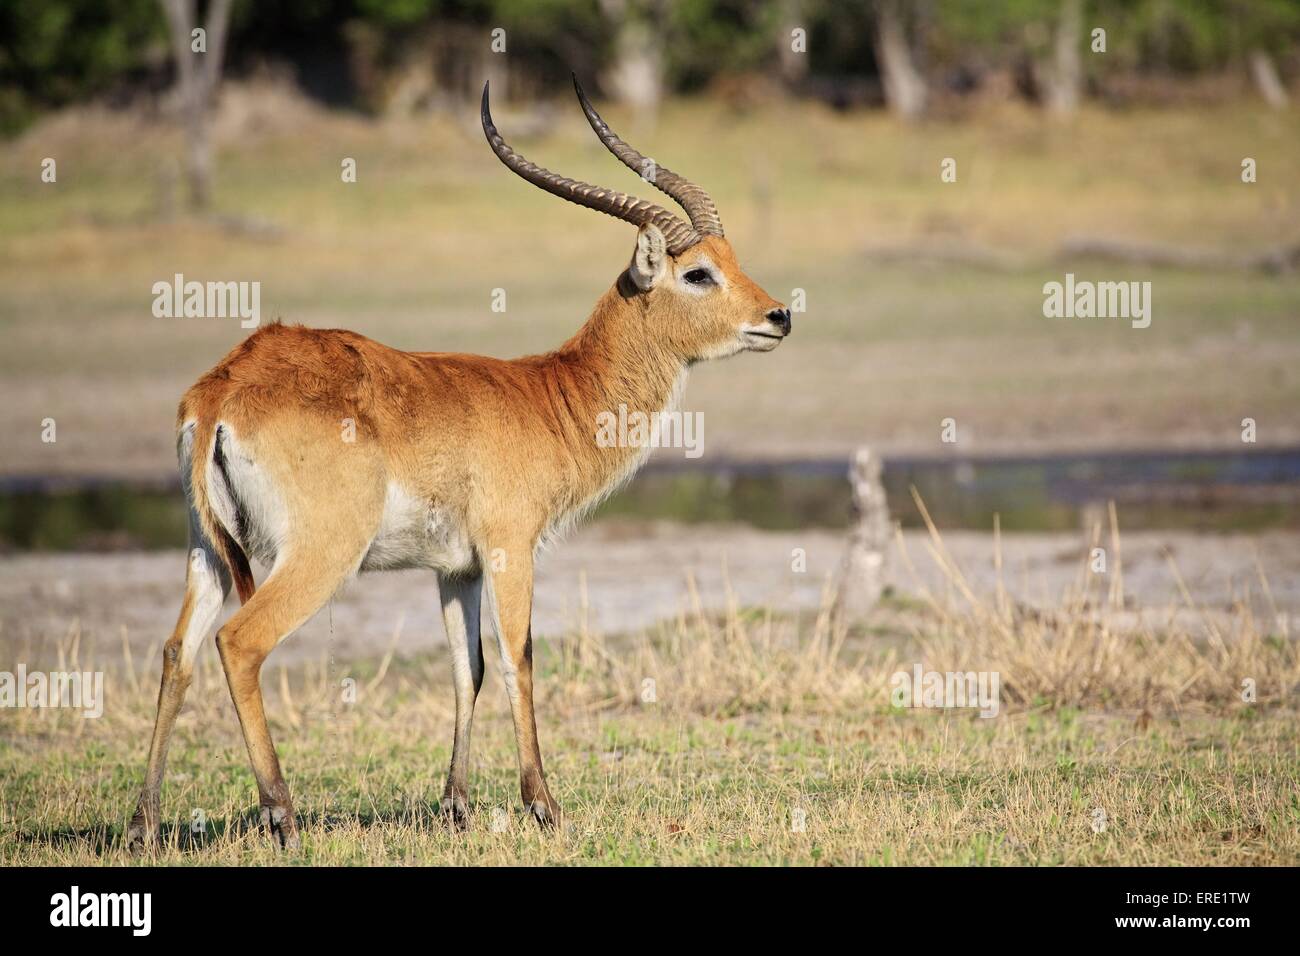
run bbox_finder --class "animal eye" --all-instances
[683,268,713,285]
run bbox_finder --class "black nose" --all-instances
[766,307,792,335]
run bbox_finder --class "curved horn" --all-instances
[572,74,724,238]
[481,82,702,255]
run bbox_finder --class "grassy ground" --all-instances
[1,86,1298,476]
[4,524,1297,866]
[4,691,1296,866]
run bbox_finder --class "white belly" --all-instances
[360,482,476,573]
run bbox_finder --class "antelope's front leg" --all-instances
[485,545,561,828]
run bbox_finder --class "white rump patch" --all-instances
[207,424,289,566]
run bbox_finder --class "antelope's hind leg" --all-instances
[127,522,231,851]
[215,534,373,850]
[438,570,484,827]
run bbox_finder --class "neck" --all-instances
[532,278,687,521]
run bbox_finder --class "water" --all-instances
[599,447,1300,533]
[1,448,1296,551]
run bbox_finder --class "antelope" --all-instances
[127,76,791,850]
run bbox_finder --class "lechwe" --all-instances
[128,77,791,849]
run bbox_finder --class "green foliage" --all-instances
[488,0,605,84]
[931,0,1300,72]
[356,0,444,26]
[1096,0,1300,71]
[2,0,1299,133]
[0,0,163,133]
[662,0,782,87]
[930,0,1062,56]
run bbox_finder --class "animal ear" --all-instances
[628,223,668,291]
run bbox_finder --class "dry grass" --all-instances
[2,518,1296,866]
[892,498,1300,714]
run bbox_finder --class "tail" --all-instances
[185,417,256,604]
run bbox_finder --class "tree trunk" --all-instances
[600,0,665,130]
[1044,0,1083,117]
[160,0,232,211]
[1248,49,1290,109]
[777,0,808,87]
[834,447,892,622]
[874,0,926,121]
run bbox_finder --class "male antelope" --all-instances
[128,77,791,849]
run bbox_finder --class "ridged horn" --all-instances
[481,81,702,255]
[572,74,724,238]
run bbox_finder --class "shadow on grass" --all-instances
[14,800,475,857]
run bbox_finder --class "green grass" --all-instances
[3,653,1295,866]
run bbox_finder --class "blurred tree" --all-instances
[930,0,1076,108]
[488,0,606,90]
[159,0,232,210]
[355,0,445,22]
[775,0,809,86]
[1043,0,1082,115]
[1089,0,1300,76]
[342,1,479,113]
[2,0,1298,132]
[873,0,928,119]
[1249,49,1290,107]
[929,0,1300,109]
[598,0,665,126]
[0,0,163,133]
[663,0,782,90]
[788,0,878,109]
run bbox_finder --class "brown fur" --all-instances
[127,229,788,848]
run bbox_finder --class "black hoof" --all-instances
[261,805,300,850]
